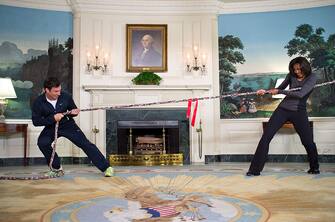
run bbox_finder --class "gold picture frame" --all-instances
[126,24,167,72]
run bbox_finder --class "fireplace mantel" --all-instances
[82,84,211,92]
[82,83,214,164]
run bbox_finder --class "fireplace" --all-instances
[117,120,179,155]
[106,108,190,164]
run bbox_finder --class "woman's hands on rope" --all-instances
[257,89,278,96]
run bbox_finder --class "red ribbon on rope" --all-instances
[186,99,192,118]
[191,99,198,127]
[186,99,198,127]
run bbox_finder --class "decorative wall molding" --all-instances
[219,0,335,14]
[221,117,335,123]
[0,0,219,14]
[0,0,71,11]
[67,0,220,15]
[1,0,333,14]
[82,84,212,92]
[1,119,32,124]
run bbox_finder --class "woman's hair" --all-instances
[43,77,60,90]
[288,56,312,77]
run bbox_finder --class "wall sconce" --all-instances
[186,45,207,75]
[86,45,108,73]
[0,78,17,121]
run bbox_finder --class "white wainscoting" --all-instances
[219,117,335,155]
[0,119,74,160]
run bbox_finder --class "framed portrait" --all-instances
[126,24,167,72]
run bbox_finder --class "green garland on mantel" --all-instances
[131,71,162,85]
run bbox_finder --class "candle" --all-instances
[201,53,207,66]
[103,53,108,65]
[86,52,91,65]
[193,45,198,58]
[95,45,100,57]
[186,53,191,65]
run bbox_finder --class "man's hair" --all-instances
[288,56,312,77]
[142,34,154,44]
[43,77,60,90]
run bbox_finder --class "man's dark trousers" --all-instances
[38,122,109,172]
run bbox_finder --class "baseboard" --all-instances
[2,155,334,166]
[205,154,335,163]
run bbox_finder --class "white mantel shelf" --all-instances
[82,84,212,91]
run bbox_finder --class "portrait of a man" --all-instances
[133,34,162,67]
[127,24,167,72]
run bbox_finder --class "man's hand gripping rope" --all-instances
[49,110,73,170]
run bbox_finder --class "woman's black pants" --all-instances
[248,107,319,174]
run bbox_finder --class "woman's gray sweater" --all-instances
[276,72,317,111]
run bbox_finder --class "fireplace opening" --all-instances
[106,108,190,164]
[117,120,179,155]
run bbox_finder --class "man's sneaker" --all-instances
[45,168,64,178]
[104,166,114,177]
[307,169,320,174]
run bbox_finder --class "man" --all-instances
[134,34,162,67]
[32,77,114,177]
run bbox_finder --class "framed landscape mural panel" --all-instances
[218,5,335,119]
[0,5,73,119]
[126,24,167,72]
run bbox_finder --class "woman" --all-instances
[247,56,319,176]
